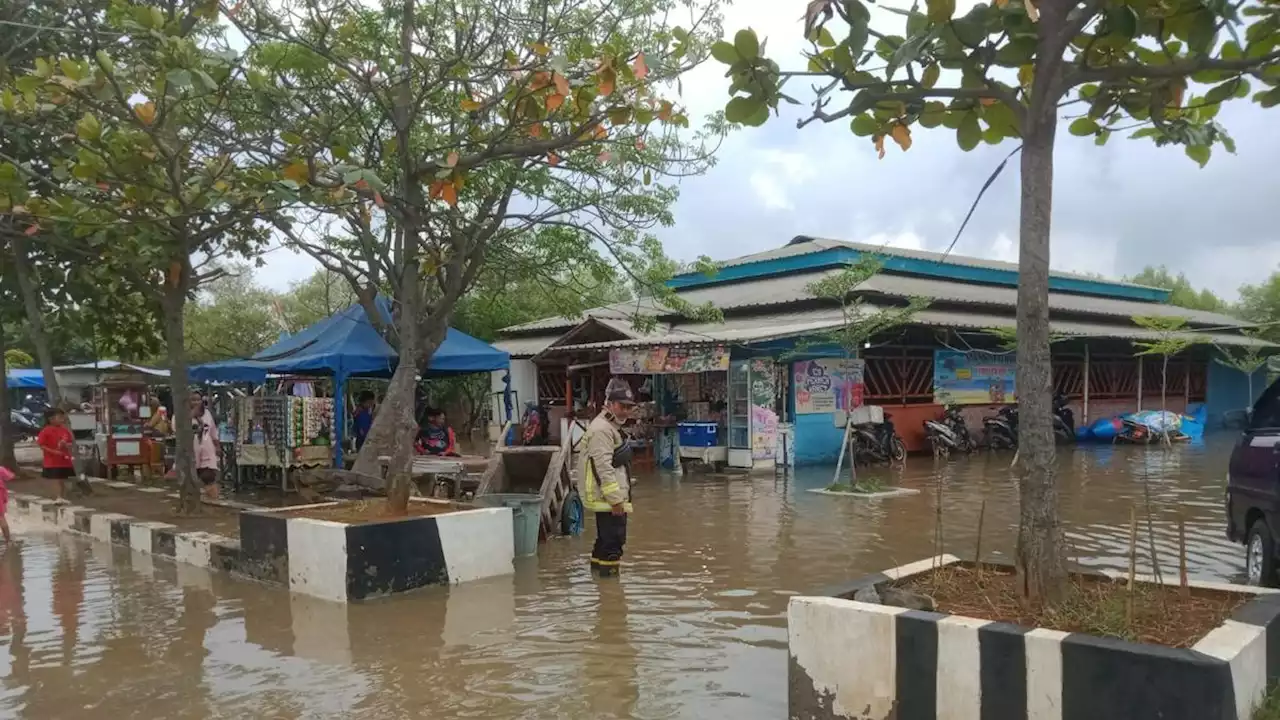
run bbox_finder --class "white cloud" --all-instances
[747,149,817,211]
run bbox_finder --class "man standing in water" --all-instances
[579,378,635,577]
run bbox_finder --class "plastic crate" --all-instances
[678,422,719,448]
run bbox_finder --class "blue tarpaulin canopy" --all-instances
[189,297,510,384]
[5,369,44,389]
[188,298,509,467]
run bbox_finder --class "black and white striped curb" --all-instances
[10,492,248,579]
[789,554,1280,720]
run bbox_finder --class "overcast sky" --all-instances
[255,0,1280,301]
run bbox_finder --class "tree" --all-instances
[184,268,282,362]
[1215,333,1268,415]
[715,0,1280,604]
[230,0,725,512]
[4,349,33,369]
[1240,270,1280,342]
[1127,265,1230,313]
[0,0,286,513]
[0,323,14,470]
[1132,315,1204,442]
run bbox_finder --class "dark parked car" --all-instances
[1227,379,1280,586]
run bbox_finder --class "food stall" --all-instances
[94,377,156,479]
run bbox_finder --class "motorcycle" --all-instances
[924,404,973,458]
[852,412,907,465]
[8,408,39,441]
[983,405,1019,450]
[1052,393,1075,442]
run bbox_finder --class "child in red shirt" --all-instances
[37,408,74,502]
[0,466,11,543]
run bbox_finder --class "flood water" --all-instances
[0,436,1246,719]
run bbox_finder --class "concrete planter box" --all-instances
[789,554,1280,720]
[240,500,514,603]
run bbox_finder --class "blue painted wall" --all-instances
[669,245,1172,303]
[794,411,847,465]
[1206,359,1269,427]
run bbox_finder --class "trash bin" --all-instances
[473,493,543,557]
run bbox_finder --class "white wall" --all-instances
[490,359,539,423]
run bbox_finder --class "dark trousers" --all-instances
[591,512,627,568]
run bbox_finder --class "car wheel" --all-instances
[1246,519,1279,588]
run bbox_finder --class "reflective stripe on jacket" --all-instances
[577,412,632,513]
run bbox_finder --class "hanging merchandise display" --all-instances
[234,395,334,470]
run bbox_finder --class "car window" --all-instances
[1251,381,1280,430]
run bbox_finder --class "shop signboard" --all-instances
[609,345,730,375]
[932,349,1017,404]
[793,359,865,415]
[750,359,778,460]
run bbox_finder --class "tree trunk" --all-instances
[0,324,16,471]
[11,237,63,406]
[162,277,201,514]
[1014,126,1068,606]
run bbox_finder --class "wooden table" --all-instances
[378,455,474,498]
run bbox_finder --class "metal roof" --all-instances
[492,336,559,358]
[712,236,1161,291]
[540,304,1269,354]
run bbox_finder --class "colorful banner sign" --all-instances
[794,359,865,415]
[750,359,778,460]
[933,350,1017,404]
[608,345,730,375]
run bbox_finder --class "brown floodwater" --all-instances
[0,436,1246,719]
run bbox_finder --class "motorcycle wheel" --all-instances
[890,436,907,463]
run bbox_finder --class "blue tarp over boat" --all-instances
[4,369,44,389]
[189,297,509,384]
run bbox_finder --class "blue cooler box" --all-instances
[678,421,719,447]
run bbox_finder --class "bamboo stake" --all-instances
[1179,515,1189,597]
[1128,505,1138,626]
[975,499,986,580]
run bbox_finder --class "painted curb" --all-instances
[789,554,1280,720]
[239,500,515,602]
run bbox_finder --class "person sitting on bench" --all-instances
[417,408,459,456]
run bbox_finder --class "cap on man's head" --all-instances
[604,378,635,405]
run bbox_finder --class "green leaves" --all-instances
[956,114,981,151]
[850,114,878,136]
[710,41,739,64]
[1185,144,1211,168]
[735,29,760,59]
[75,112,101,141]
[725,96,767,126]
[927,0,956,23]
[1068,117,1100,136]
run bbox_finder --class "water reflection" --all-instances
[0,436,1249,718]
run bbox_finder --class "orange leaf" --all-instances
[97,181,110,191]
[598,151,613,163]
[167,261,182,288]
[229,0,244,15]
[633,52,649,80]
[593,125,608,140]
[548,152,561,167]
[553,73,570,96]
[429,180,445,200]
[597,68,615,97]
[23,223,39,236]
[657,101,673,121]
[354,178,370,191]
[530,123,544,138]
[531,72,552,91]
[891,124,912,152]
[979,97,997,107]
[874,134,886,160]
[460,98,482,112]
[283,160,310,185]
[446,151,459,167]
[134,101,156,126]
[374,192,385,208]
[546,93,565,111]
[441,183,458,207]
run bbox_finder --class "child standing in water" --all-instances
[37,408,74,502]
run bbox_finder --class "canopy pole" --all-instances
[1083,345,1090,425]
[333,373,346,468]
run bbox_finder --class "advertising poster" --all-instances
[793,359,866,415]
[609,345,730,374]
[933,350,1017,404]
[750,359,778,460]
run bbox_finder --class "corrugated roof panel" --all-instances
[492,336,558,358]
